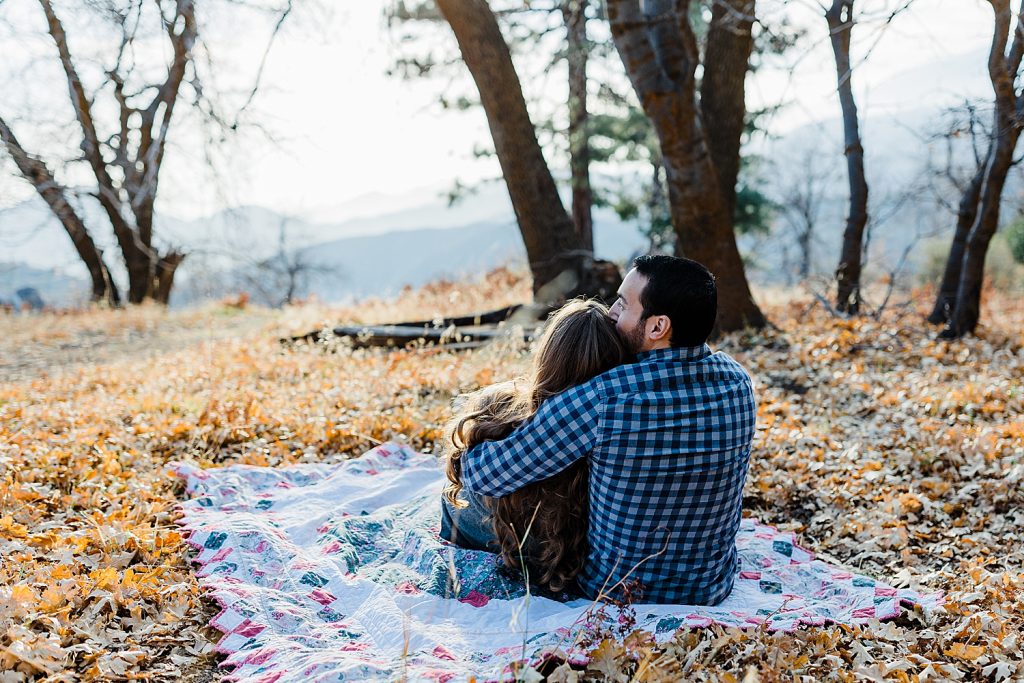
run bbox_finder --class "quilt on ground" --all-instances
[173,442,942,682]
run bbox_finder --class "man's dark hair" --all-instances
[632,254,717,346]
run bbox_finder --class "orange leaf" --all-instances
[10,584,35,606]
[90,566,119,591]
[944,642,985,661]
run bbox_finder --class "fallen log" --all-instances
[377,304,525,329]
[283,304,553,350]
[326,323,535,349]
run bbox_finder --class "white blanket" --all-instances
[174,442,941,682]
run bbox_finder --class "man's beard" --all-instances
[624,318,646,355]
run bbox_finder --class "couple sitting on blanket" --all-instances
[440,254,757,606]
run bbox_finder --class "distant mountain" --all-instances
[156,184,517,274]
[292,211,646,303]
[170,211,647,306]
[303,183,514,229]
[0,182,518,270]
[860,47,990,117]
[750,78,1021,282]
[0,183,648,307]
[0,201,107,273]
[0,46,1006,305]
[297,221,524,303]
[0,262,88,308]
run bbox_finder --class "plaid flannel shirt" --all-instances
[461,344,757,604]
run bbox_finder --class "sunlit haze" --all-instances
[0,0,999,223]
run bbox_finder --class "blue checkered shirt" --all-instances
[461,344,756,604]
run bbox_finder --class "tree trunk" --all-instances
[646,157,673,252]
[436,0,590,303]
[101,260,119,305]
[563,0,593,253]
[122,252,154,304]
[927,155,987,324]
[700,0,755,217]
[607,0,766,332]
[798,228,812,280]
[153,252,185,305]
[0,115,121,306]
[827,0,869,315]
[658,114,763,332]
[940,0,1024,338]
[942,135,1018,337]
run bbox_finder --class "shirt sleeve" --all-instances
[460,383,602,497]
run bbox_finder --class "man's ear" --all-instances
[647,315,672,342]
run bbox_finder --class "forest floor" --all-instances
[0,268,1021,681]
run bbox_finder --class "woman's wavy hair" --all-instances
[443,299,629,592]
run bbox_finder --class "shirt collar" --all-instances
[636,344,711,363]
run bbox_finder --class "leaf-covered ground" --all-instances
[0,268,1021,681]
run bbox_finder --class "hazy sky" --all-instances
[0,0,1003,222]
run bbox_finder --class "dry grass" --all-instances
[0,268,1021,681]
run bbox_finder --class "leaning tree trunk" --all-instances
[0,115,121,306]
[436,0,592,303]
[928,154,987,324]
[39,0,151,304]
[827,0,869,315]
[563,0,593,253]
[608,0,766,332]
[941,0,1024,338]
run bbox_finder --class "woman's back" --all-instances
[443,300,629,593]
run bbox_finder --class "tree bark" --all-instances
[607,0,766,332]
[0,115,120,306]
[130,0,197,253]
[700,0,755,216]
[826,0,869,315]
[942,0,1024,338]
[154,252,186,305]
[927,154,987,324]
[563,0,594,253]
[437,0,591,303]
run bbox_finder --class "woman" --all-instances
[443,299,630,594]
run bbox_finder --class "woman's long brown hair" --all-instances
[443,299,629,592]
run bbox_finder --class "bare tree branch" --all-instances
[0,114,120,304]
[232,0,294,125]
[38,0,136,254]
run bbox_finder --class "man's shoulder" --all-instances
[703,352,757,424]
[540,350,755,411]
[705,349,754,381]
[568,350,752,394]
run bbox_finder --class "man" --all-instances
[442,255,756,605]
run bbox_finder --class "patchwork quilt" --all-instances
[174,442,942,682]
